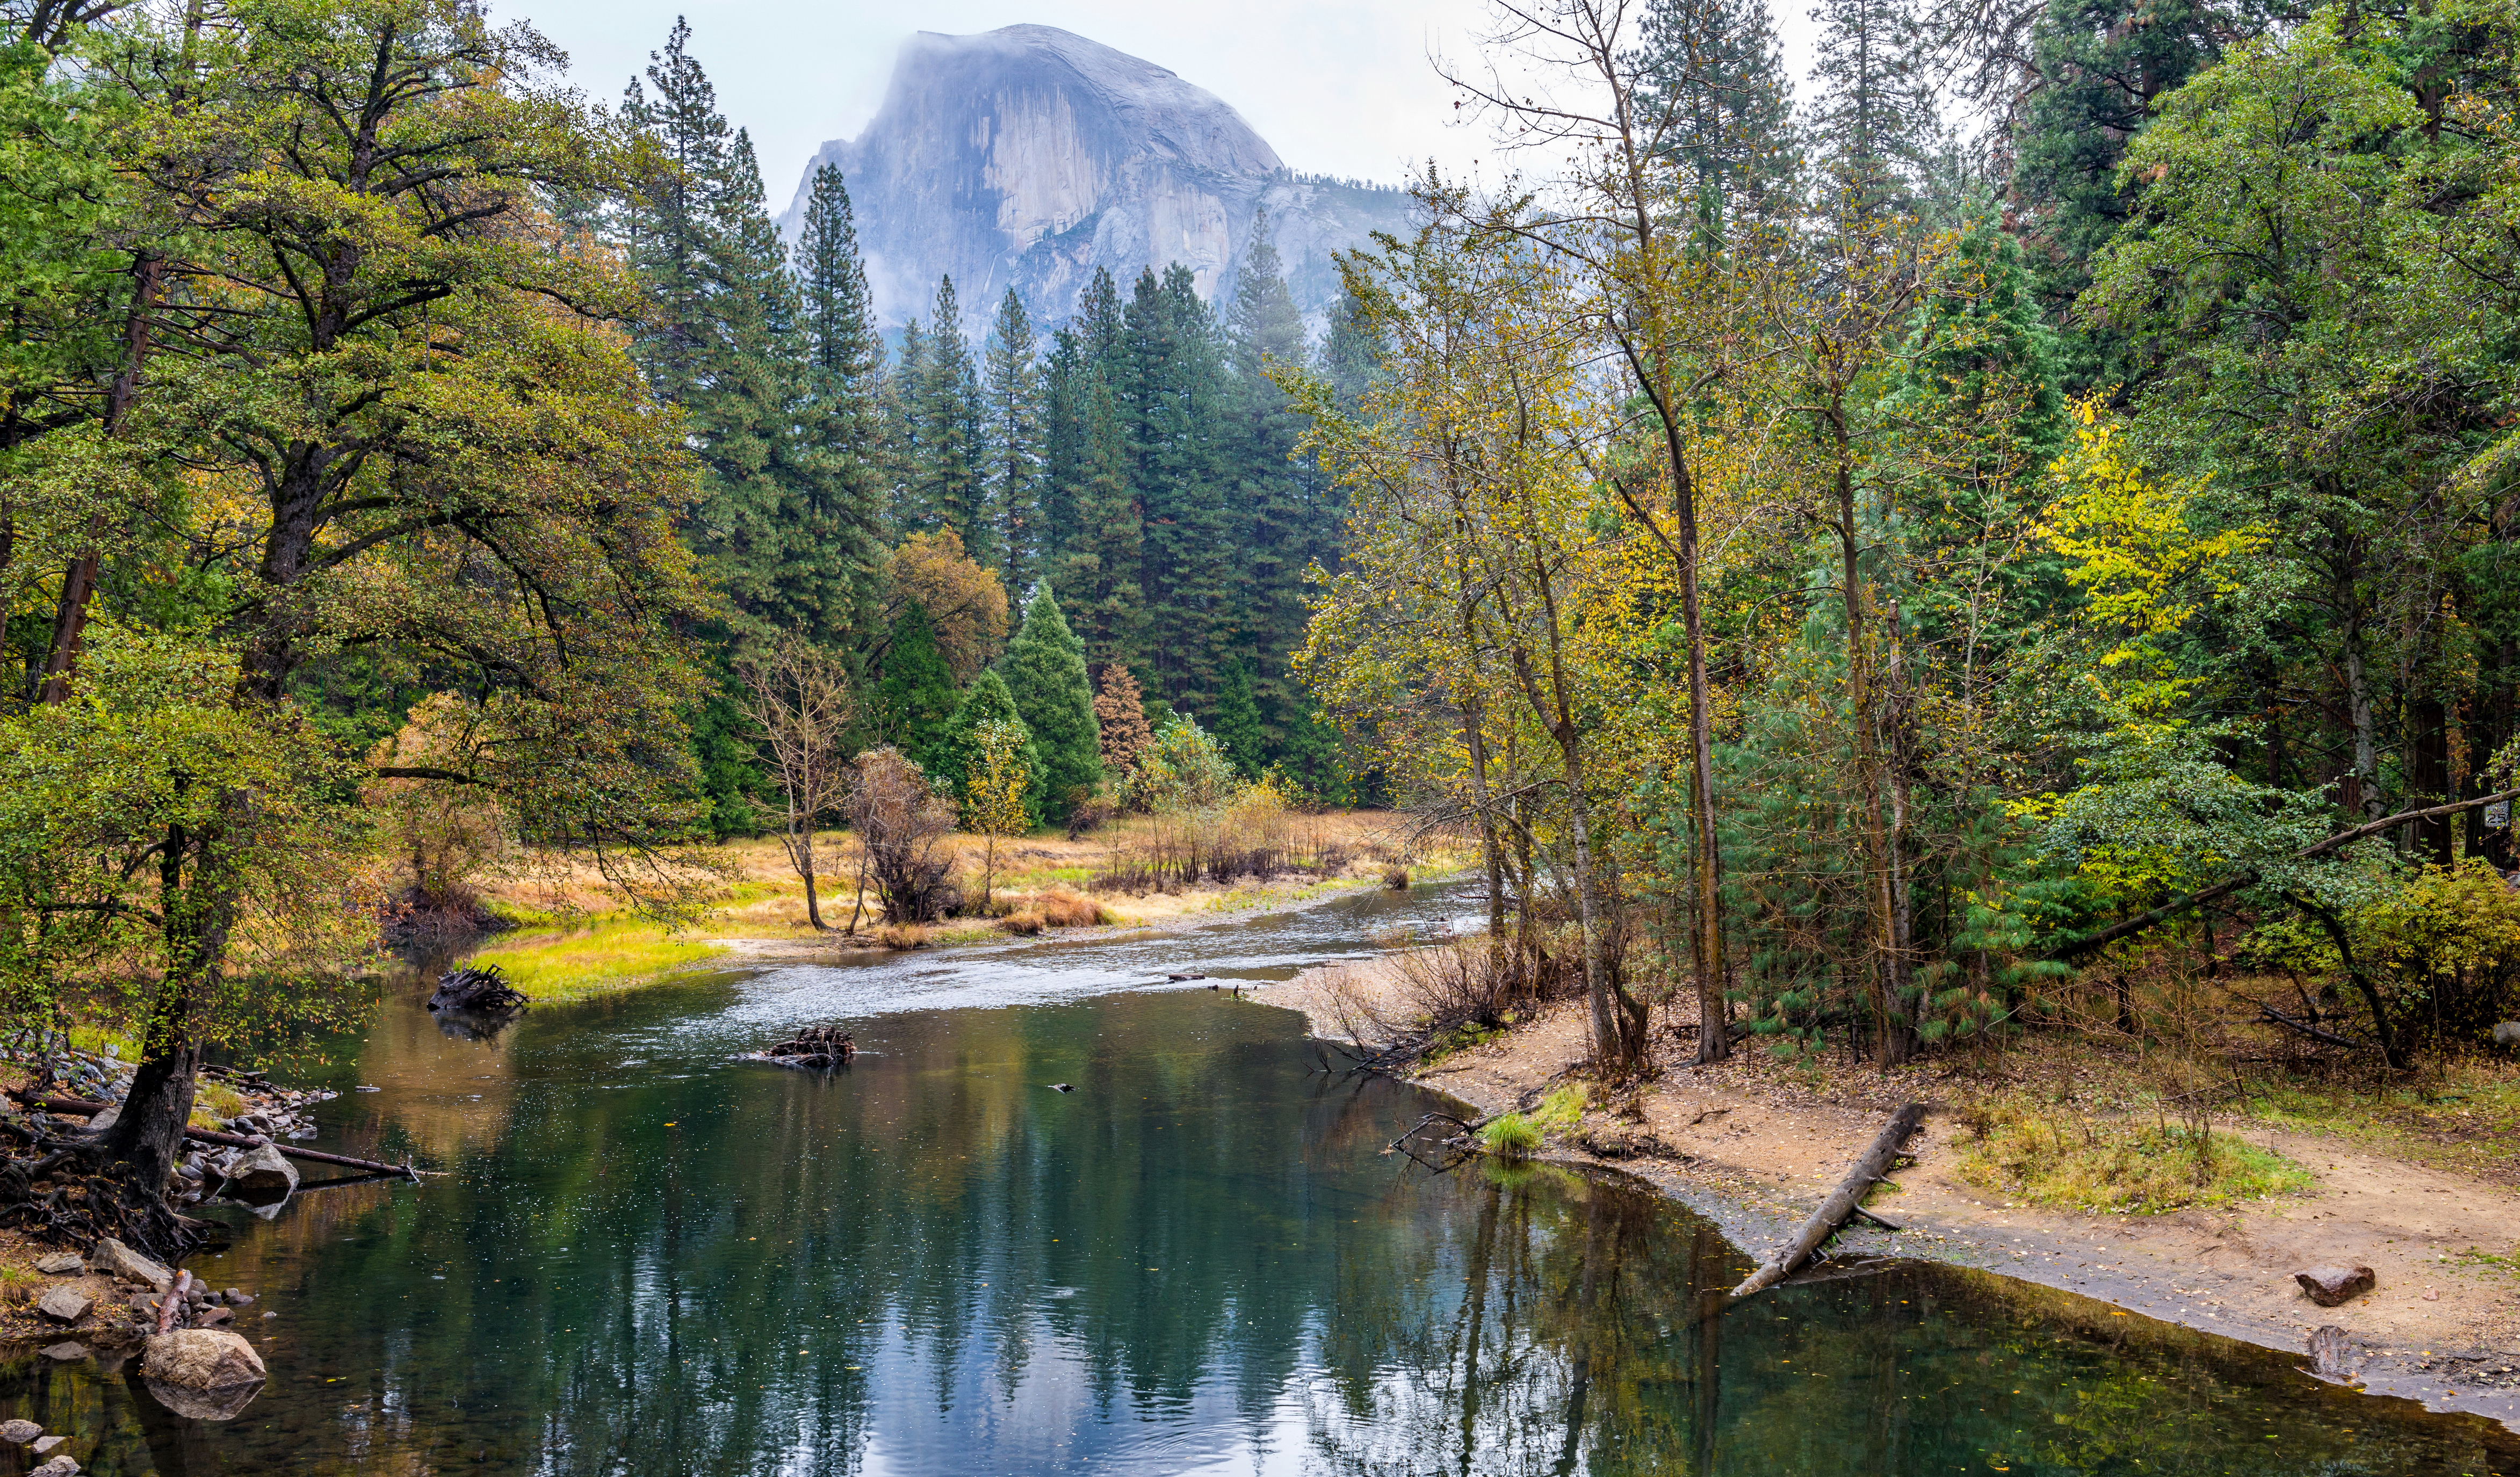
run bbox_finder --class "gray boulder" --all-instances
[36,1285,91,1323]
[219,1141,297,1206]
[142,1328,265,1391]
[2493,1021,2520,1047]
[91,1237,172,1293]
[1,1419,39,1444]
[33,1253,82,1275]
[31,1456,77,1477]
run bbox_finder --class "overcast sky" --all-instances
[494,1,1818,206]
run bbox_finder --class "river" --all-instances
[3,883,2514,1474]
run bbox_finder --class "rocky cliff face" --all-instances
[782,25,1411,336]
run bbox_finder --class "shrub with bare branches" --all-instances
[843,747,959,925]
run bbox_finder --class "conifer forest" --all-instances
[6,0,2520,1422]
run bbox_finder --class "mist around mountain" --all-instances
[782,25,1412,335]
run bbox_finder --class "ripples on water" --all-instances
[3,885,2513,1475]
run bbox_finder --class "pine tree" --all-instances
[620,24,843,640]
[1319,284,1387,409]
[1223,215,1329,771]
[1122,265,1231,710]
[792,162,889,640]
[1641,0,1799,225]
[1211,657,1265,778]
[1805,0,1938,220]
[904,277,986,561]
[1094,662,1156,779]
[1049,314,1144,671]
[930,669,1041,815]
[1000,584,1103,822]
[982,289,1044,595]
[875,600,959,769]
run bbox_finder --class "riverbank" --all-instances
[1255,957,2520,1432]
[466,811,1449,998]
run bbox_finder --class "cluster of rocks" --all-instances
[24,1240,271,1423]
[3,1417,80,1476]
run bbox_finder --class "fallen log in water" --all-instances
[1729,1102,1925,1299]
[8,1092,424,1182]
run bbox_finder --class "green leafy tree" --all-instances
[1211,658,1266,779]
[0,0,713,1251]
[961,718,1034,908]
[1001,584,1102,821]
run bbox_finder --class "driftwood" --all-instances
[1730,1103,1925,1299]
[9,1093,422,1182]
[743,1024,856,1070]
[428,964,526,1013]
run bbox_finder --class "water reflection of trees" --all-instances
[121,989,2520,1475]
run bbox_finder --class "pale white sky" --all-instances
[492,1,1818,205]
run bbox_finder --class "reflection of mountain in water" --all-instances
[781,25,1412,336]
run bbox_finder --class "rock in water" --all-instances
[1,1418,39,1444]
[92,1237,174,1294]
[779,25,1411,338]
[37,1344,88,1363]
[30,1457,77,1477]
[36,1286,91,1323]
[2295,1265,2377,1306]
[143,1329,265,1391]
[219,1142,298,1206]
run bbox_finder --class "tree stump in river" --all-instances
[428,965,526,1014]
[761,1024,855,1069]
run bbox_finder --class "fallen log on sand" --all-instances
[1729,1102,1925,1299]
[8,1092,423,1182]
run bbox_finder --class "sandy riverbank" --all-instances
[1255,956,2520,1432]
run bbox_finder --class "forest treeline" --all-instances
[611,20,1360,831]
[1290,0,2520,1077]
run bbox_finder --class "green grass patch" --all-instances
[2240,1068,2520,1185]
[1479,1112,1543,1161]
[469,915,730,1002]
[1533,1083,1588,1132]
[1954,1097,2313,1214]
[2446,1246,2520,1278]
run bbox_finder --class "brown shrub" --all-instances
[1383,865,1411,890]
[875,923,930,951]
[1002,910,1045,936]
[1037,887,1107,928]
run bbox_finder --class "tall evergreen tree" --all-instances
[982,288,1044,595]
[1224,217,1332,770]
[906,276,987,562]
[874,600,959,769]
[1641,0,1799,224]
[1122,265,1232,709]
[1805,0,1938,219]
[1048,273,1146,671]
[1211,658,1266,779]
[1001,584,1103,822]
[791,162,889,640]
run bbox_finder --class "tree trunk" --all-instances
[1832,461,1912,1067]
[2409,696,2453,867]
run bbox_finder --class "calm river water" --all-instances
[3,884,2514,1475]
